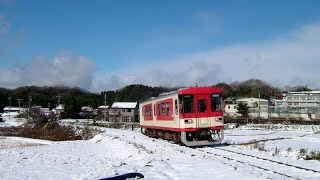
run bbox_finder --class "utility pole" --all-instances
[28,96,32,119]
[56,95,61,120]
[17,99,22,115]
[8,96,11,118]
[258,89,261,123]
[104,92,107,121]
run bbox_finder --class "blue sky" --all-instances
[1,0,320,91]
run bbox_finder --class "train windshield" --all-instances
[211,93,223,111]
[179,94,194,113]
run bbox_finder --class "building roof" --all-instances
[3,106,20,111]
[287,91,320,95]
[111,102,137,109]
[56,104,64,110]
[236,98,268,102]
[98,105,109,109]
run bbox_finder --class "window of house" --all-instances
[123,116,131,122]
[288,102,293,106]
[294,102,299,106]
[228,106,230,109]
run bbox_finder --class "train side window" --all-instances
[161,102,165,116]
[175,100,178,115]
[154,104,156,116]
[198,99,206,112]
[179,94,194,113]
[158,103,161,116]
[211,93,223,111]
[165,102,170,116]
[142,106,146,117]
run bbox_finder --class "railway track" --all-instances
[196,146,320,179]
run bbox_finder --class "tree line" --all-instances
[0,79,313,118]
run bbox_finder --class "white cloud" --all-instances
[2,22,320,92]
[0,54,96,89]
[92,22,320,91]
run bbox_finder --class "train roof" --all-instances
[140,87,221,105]
[178,87,221,95]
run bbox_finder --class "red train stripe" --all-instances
[140,125,224,132]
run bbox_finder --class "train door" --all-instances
[195,94,210,128]
[174,98,180,127]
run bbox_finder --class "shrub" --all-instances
[298,148,308,159]
[272,147,281,156]
[252,142,266,151]
[305,151,320,161]
[0,109,94,141]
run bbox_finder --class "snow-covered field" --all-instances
[1,120,320,180]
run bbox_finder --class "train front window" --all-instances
[198,99,207,112]
[179,94,194,113]
[211,93,222,111]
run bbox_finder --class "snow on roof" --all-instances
[236,98,268,102]
[111,102,137,109]
[56,104,64,110]
[288,91,320,95]
[98,105,109,109]
[3,106,20,111]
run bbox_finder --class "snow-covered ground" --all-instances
[1,120,320,179]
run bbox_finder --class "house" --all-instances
[98,105,109,113]
[224,104,240,118]
[109,102,138,123]
[236,97,269,119]
[1,106,26,118]
[52,104,64,119]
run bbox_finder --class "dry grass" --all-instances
[0,125,94,141]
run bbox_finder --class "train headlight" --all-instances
[184,119,193,124]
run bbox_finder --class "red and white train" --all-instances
[139,87,224,146]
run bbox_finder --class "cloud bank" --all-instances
[92,22,320,91]
[0,54,95,89]
[1,22,320,92]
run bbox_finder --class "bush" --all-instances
[251,141,266,151]
[272,147,281,156]
[0,109,94,141]
[305,151,320,161]
[299,148,308,159]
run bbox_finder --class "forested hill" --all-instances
[0,85,174,114]
[0,79,311,115]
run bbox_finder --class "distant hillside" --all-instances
[0,80,311,118]
[0,84,174,118]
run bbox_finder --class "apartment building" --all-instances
[274,91,320,113]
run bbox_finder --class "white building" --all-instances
[1,106,26,118]
[224,104,240,118]
[109,102,138,123]
[274,91,320,112]
[236,98,269,119]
